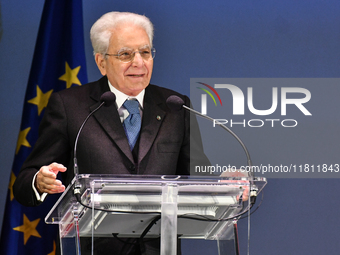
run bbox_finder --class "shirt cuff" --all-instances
[32,172,48,202]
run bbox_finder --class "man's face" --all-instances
[96,23,153,96]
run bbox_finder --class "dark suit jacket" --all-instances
[13,76,209,254]
[13,76,208,207]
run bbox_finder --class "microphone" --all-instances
[73,91,116,197]
[166,95,257,202]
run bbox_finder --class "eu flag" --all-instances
[0,0,88,254]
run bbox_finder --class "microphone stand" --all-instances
[73,91,116,200]
[182,105,257,255]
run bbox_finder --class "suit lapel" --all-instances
[138,87,166,163]
[89,77,134,163]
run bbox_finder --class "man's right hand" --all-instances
[35,162,67,194]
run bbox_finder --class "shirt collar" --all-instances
[108,80,145,109]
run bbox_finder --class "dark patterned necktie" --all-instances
[123,99,141,150]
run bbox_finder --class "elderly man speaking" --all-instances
[13,11,209,255]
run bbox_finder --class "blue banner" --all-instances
[0,0,87,254]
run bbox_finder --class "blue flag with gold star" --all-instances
[0,0,87,254]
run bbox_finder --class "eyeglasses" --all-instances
[105,46,156,63]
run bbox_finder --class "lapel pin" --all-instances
[156,115,161,121]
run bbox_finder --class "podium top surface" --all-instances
[45,174,266,224]
[72,173,266,185]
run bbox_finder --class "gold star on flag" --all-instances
[16,127,31,154]
[8,171,16,201]
[48,241,56,255]
[59,62,82,88]
[27,85,53,116]
[13,214,41,245]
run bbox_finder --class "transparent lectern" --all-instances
[45,174,266,255]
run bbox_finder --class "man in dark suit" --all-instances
[13,11,208,255]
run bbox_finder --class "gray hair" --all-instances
[90,12,154,55]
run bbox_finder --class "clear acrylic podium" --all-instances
[45,174,267,255]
